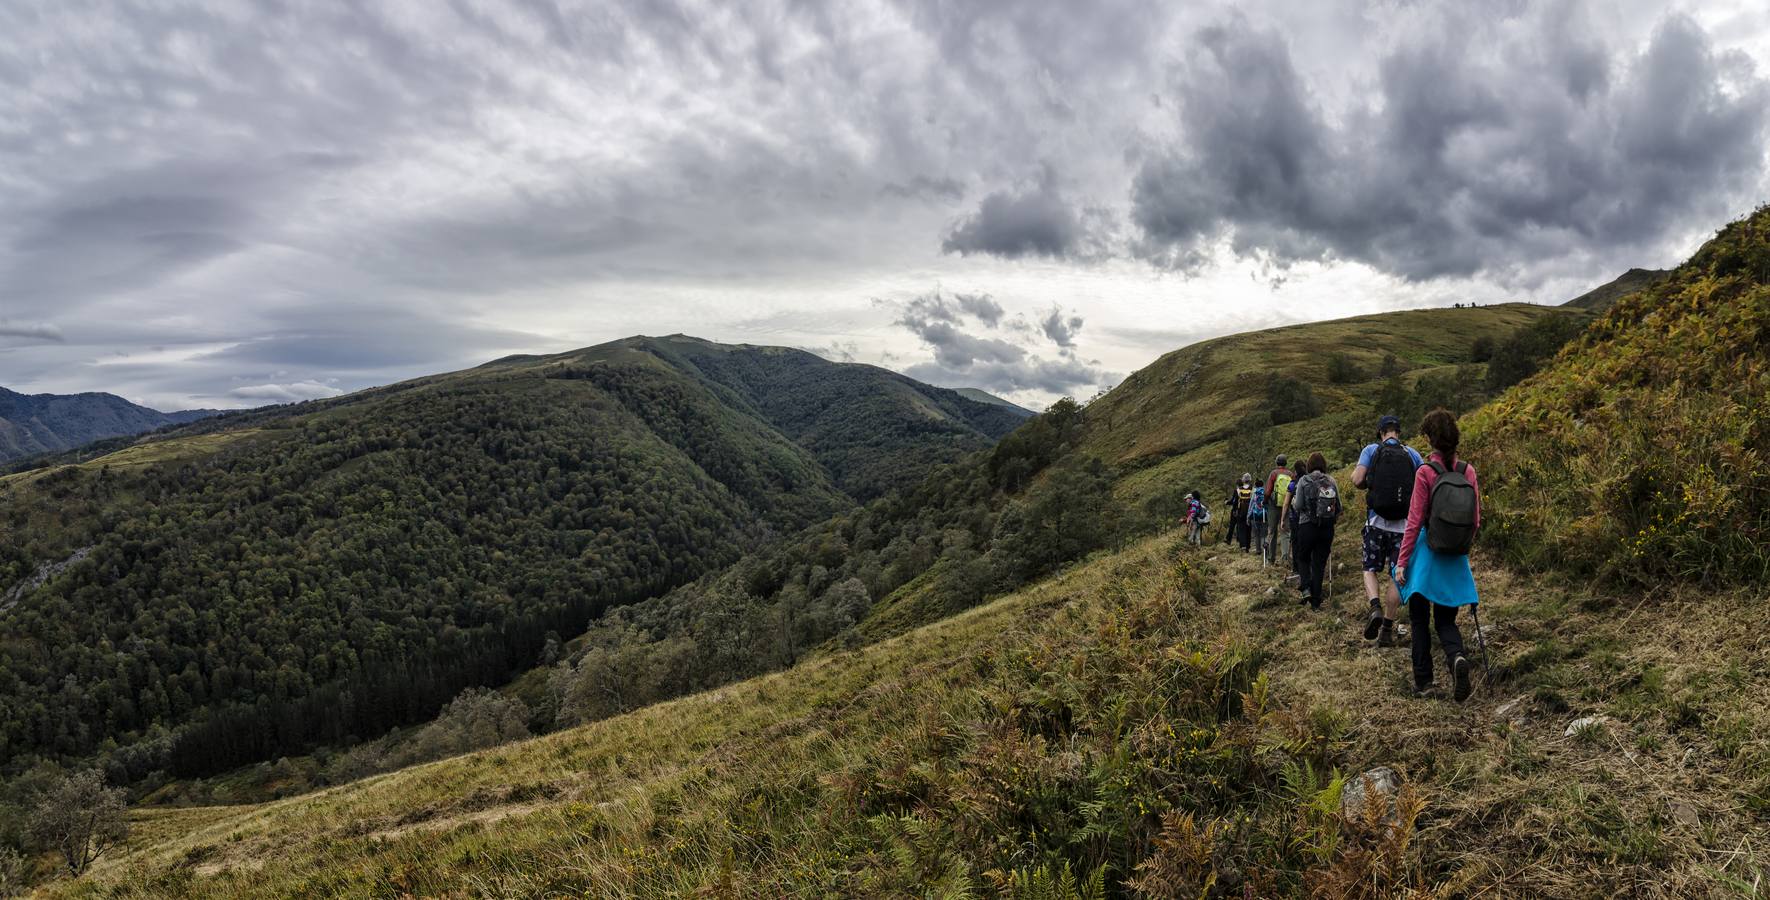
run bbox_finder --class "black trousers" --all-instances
[1235,514,1252,550]
[1408,597,1466,688]
[1294,520,1335,606]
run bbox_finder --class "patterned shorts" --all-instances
[1362,525,1403,572]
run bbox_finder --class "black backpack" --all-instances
[1426,460,1477,555]
[1367,442,1417,520]
[1297,472,1341,525]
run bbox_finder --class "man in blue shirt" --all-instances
[1350,414,1423,646]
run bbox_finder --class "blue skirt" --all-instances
[1398,526,1480,608]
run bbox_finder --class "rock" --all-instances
[1668,800,1700,829]
[1493,696,1529,724]
[1564,715,1612,737]
[1341,767,1400,822]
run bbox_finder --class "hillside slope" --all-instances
[1560,267,1670,312]
[47,529,1767,898]
[0,387,219,463]
[1470,206,1770,585]
[0,335,1018,784]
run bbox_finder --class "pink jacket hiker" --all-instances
[1396,450,1482,572]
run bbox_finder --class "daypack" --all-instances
[1234,485,1253,515]
[1273,472,1293,505]
[1426,460,1477,555]
[1197,502,1212,525]
[1248,487,1267,523]
[1296,472,1341,525]
[1367,441,1417,520]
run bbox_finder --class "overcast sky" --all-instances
[1,0,1766,411]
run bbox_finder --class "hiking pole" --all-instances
[1470,602,1492,683]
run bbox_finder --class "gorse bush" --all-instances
[1467,205,1770,586]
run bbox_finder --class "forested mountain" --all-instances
[0,387,220,463]
[0,335,1022,780]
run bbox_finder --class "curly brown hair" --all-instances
[1420,408,1460,461]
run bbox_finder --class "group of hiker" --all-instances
[1182,408,1483,700]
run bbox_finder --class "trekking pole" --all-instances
[1471,602,1492,682]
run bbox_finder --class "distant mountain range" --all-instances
[0,387,221,463]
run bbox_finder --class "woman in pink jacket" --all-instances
[1395,409,1481,701]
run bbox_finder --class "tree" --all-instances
[30,770,127,876]
[1265,377,1322,425]
[1325,352,1365,384]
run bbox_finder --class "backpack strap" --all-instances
[1453,460,1468,477]
[1428,460,1447,477]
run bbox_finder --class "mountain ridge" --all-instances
[0,386,222,463]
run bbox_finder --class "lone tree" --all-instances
[30,770,127,875]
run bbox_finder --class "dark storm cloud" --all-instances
[1132,9,1770,281]
[942,180,1083,260]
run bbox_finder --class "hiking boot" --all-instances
[1377,623,1397,647]
[1413,682,1438,699]
[1452,655,1473,702]
[1363,601,1383,640]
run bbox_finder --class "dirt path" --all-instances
[1195,533,1769,897]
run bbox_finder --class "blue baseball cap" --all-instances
[1377,414,1401,433]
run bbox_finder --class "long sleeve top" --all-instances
[1397,451,1482,568]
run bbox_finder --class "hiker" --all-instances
[1185,491,1209,545]
[1292,453,1341,609]
[1263,455,1290,561]
[1395,409,1482,701]
[1248,484,1269,564]
[1352,415,1424,647]
[1233,473,1256,551]
[1220,482,1238,544]
[1285,458,1307,583]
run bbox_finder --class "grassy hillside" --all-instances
[1469,206,1770,585]
[1081,304,1566,466]
[0,335,1018,787]
[1561,267,1671,312]
[43,529,1767,897]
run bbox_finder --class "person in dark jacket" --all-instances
[1292,453,1340,609]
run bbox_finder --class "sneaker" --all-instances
[1452,655,1473,702]
[1363,602,1383,640]
[1377,624,1397,647]
[1413,682,1438,698]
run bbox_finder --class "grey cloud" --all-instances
[942,180,1083,260]
[902,356,1117,399]
[1040,306,1084,348]
[882,176,967,202]
[953,293,1004,327]
[1132,9,1770,282]
[890,290,1117,398]
[228,381,344,403]
[0,320,61,342]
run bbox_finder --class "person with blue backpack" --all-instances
[1352,414,1424,647]
[1395,409,1483,701]
[1248,484,1269,564]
